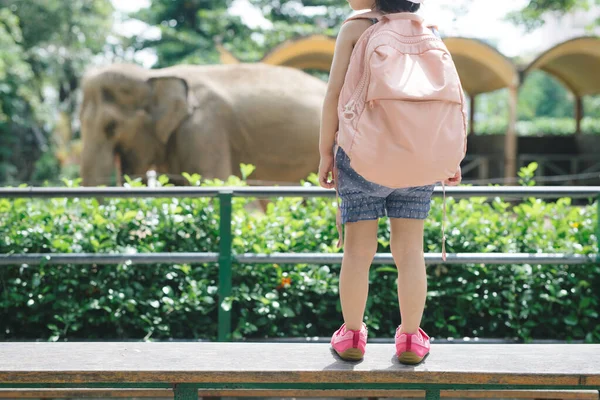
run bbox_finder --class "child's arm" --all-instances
[318,19,372,188]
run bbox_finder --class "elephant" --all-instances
[79,63,326,186]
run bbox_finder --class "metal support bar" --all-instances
[425,389,441,400]
[0,253,219,265]
[236,253,596,265]
[1,186,600,199]
[218,191,233,342]
[173,384,197,400]
[0,253,596,266]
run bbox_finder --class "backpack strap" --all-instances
[348,11,441,37]
[343,11,383,25]
[429,25,441,39]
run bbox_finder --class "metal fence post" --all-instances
[173,384,197,400]
[425,389,441,400]
[218,190,233,342]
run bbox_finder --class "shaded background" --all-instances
[1,0,600,186]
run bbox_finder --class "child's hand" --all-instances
[319,154,335,189]
[444,167,462,186]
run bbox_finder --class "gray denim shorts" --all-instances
[335,147,435,224]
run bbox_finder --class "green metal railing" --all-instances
[1,186,599,342]
[217,191,233,342]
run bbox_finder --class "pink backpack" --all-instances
[335,11,468,258]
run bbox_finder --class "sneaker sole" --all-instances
[335,347,364,361]
[398,351,428,365]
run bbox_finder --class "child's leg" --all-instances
[390,218,427,335]
[339,219,379,331]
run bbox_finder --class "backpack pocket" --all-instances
[350,98,465,188]
[366,46,463,105]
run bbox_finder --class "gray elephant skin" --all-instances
[80,63,325,186]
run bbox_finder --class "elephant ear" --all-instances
[148,77,190,144]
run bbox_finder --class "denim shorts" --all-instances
[335,146,435,224]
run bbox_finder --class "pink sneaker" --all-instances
[330,323,368,361]
[395,326,431,365]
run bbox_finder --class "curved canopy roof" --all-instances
[257,35,519,95]
[221,35,600,98]
[217,44,240,64]
[525,36,600,97]
[261,35,336,71]
[443,37,519,96]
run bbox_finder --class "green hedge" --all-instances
[475,117,600,136]
[0,173,598,343]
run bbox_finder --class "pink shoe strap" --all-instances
[398,327,430,341]
[340,323,365,349]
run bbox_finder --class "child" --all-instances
[318,0,463,364]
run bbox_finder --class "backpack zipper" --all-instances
[343,30,440,120]
[343,62,370,121]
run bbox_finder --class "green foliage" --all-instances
[0,8,45,183]
[132,0,261,66]
[0,0,116,184]
[1,172,598,342]
[518,71,575,121]
[475,117,600,136]
[30,152,62,184]
[475,72,600,135]
[4,0,115,104]
[507,0,597,31]
[250,0,347,52]
[240,163,257,180]
[584,96,600,118]
[518,162,539,186]
[131,0,349,67]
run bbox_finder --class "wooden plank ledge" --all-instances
[0,343,599,388]
[0,389,598,399]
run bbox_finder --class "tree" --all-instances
[0,0,115,183]
[131,0,353,67]
[132,0,262,66]
[518,71,574,120]
[249,0,350,58]
[507,0,600,126]
[0,8,44,182]
[507,0,598,30]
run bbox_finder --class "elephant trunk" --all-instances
[81,139,116,187]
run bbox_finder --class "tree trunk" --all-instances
[504,86,518,184]
[469,95,476,135]
[575,96,583,135]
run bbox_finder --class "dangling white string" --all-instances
[441,182,447,262]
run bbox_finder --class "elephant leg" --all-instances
[171,112,234,182]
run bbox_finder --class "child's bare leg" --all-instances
[339,219,379,330]
[390,218,427,334]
